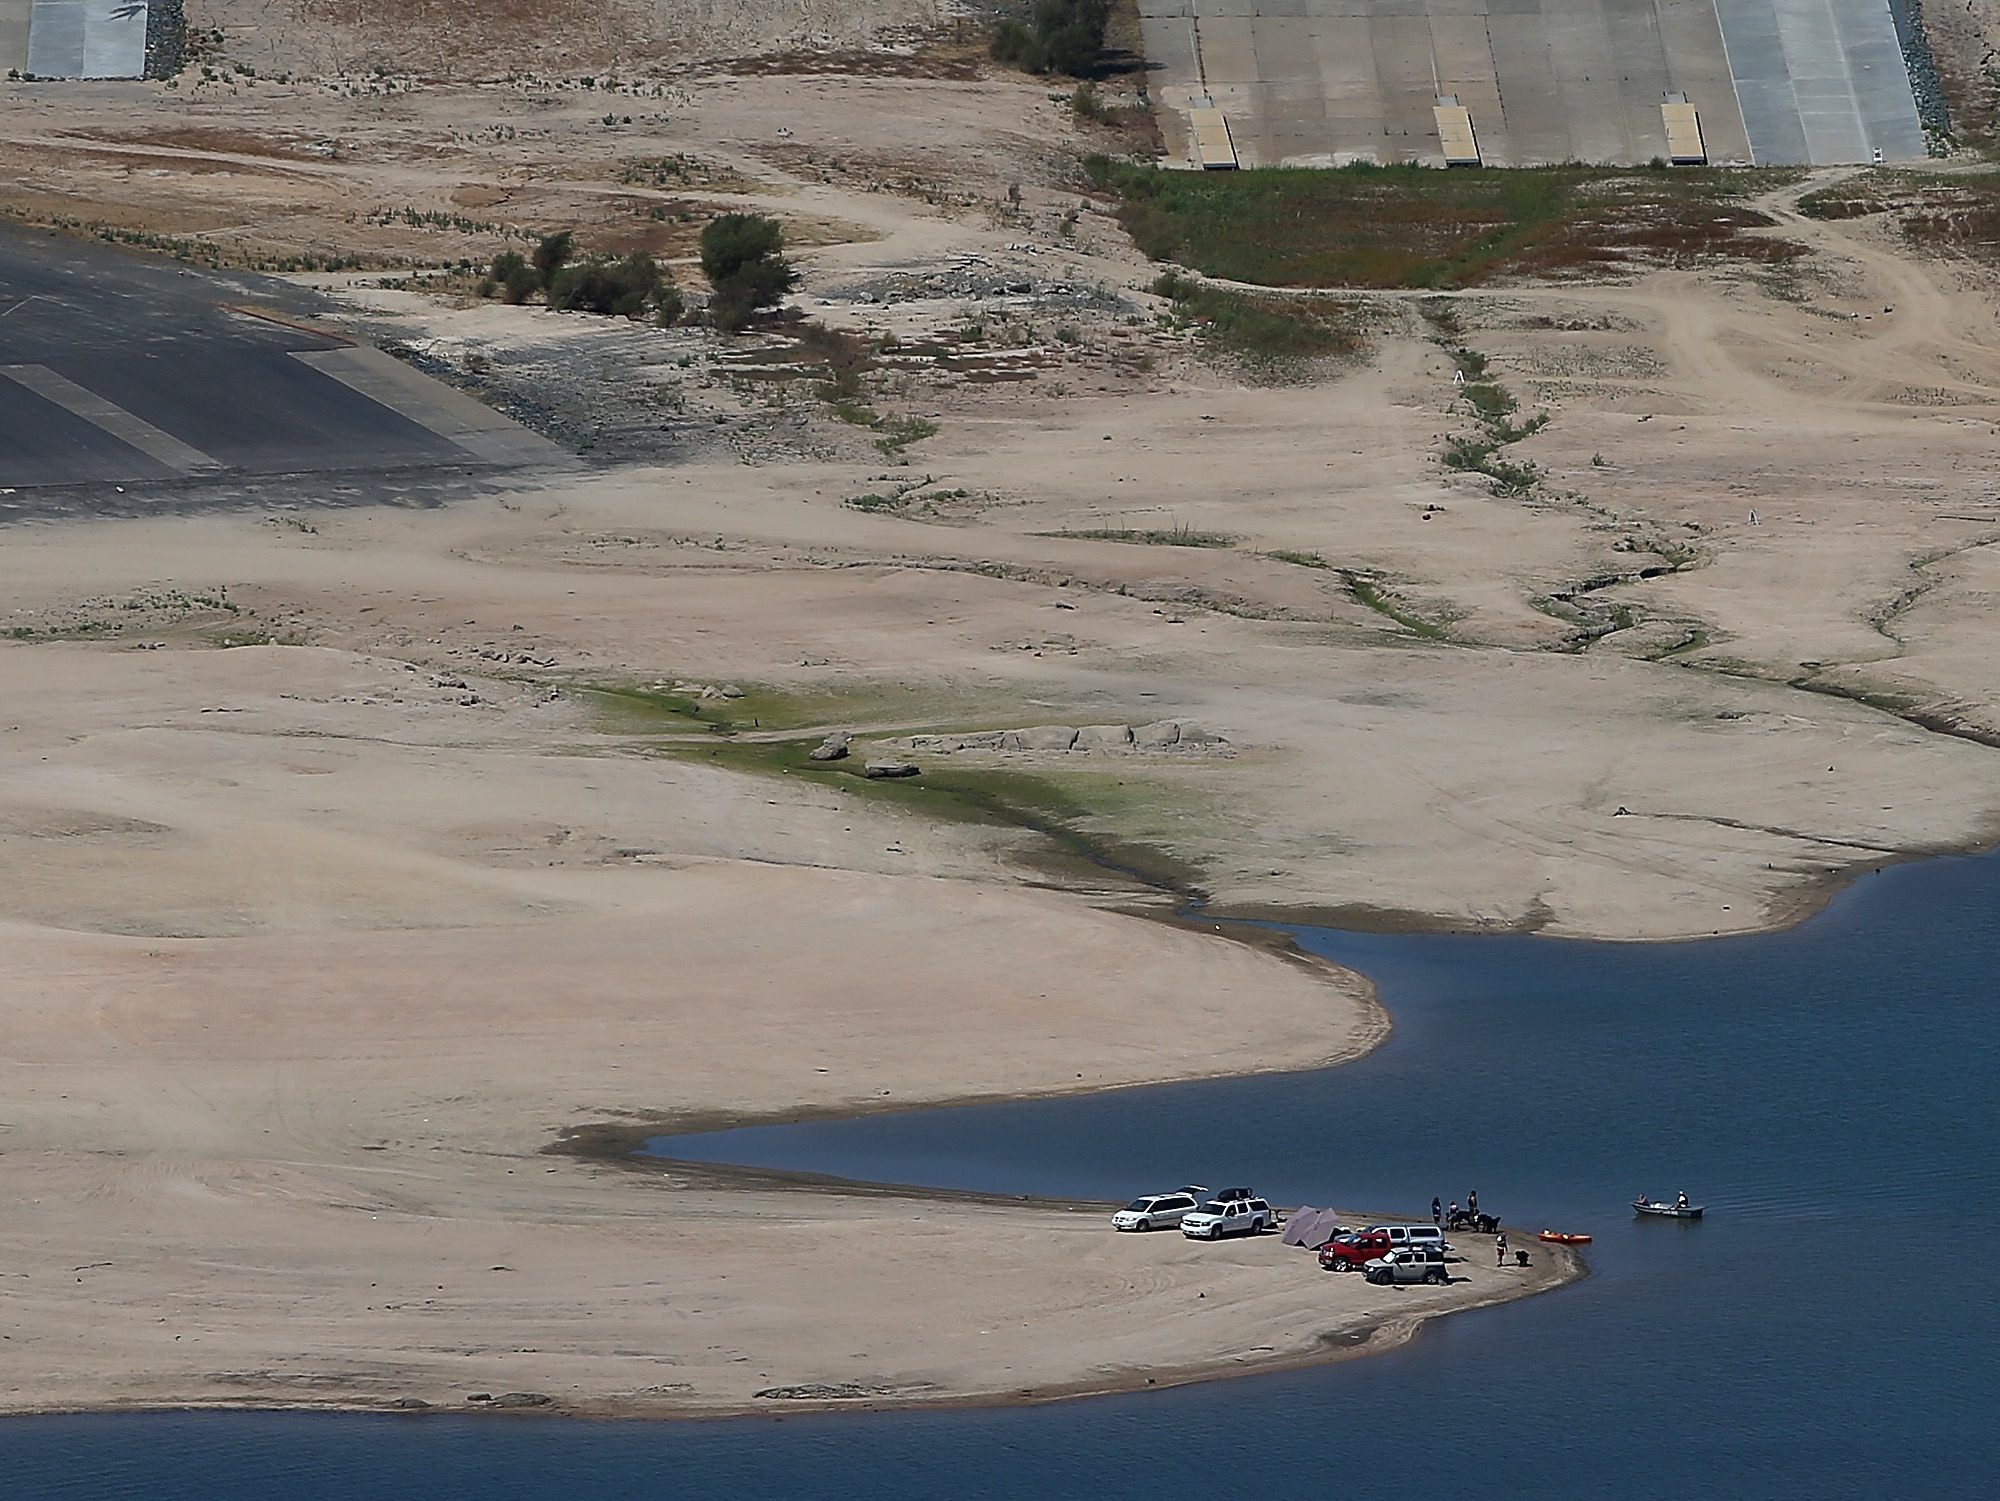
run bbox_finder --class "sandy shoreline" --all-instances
[0,1230,1584,1424]
[0,1224,1583,1424]
[1195,821,2000,943]
[7,11,2000,1425]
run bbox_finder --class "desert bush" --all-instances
[489,248,539,304]
[700,213,798,331]
[992,0,1110,77]
[547,251,677,319]
[531,229,575,289]
[1071,83,1114,123]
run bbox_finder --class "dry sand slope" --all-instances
[0,630,1441,1415]
[4,33,2000,1416]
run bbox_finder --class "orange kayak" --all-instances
[1539,1230,1592,1245]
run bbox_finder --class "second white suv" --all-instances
[1180,1197,1273,1240]
[1363,1224,1449,1253]
[1110,1190,1203,1231]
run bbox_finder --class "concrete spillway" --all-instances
[2,0,148,79]
[1140,0,1928,167]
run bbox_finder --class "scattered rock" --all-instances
[754,1381,902,1401]
[487,1391,554,1408]
[388,1397,432,1410]
[895,720,1231,756]
[1135,718,1226,750]
[1074,723,1135,751]
[906,730,1003,753]
[808,731,852,762]
[1013,724,1080,752]
[862,759,920,779]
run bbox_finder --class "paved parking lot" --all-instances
[1141,0,1925,167]
[0,228,564,498]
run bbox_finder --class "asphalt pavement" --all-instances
[0,225,566,502]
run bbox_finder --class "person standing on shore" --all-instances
[1496,1231,1508,1267]
[1468,1188,1479,1216]
[1432,1196,1442,1225]
[1449,1201,1459,1225]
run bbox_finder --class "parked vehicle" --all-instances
[1110,1189,1205,1232]
[1318,1231,1394,1270]
[1363,1223,1449,1253]
[1180,1196,1273,1239]
[1363,1246,1450,1285]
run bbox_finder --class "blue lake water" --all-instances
[7,853,1996,1499]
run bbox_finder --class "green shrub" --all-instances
[1461,381,1516,420]
[546,251,678,320]
[992,0,1110,77]
[1071,82,1114,123]
[531,229,575,289]
[700,213,798,330]
[489,248,539,304]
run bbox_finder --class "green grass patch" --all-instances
[1492,412,1550,444]
[1266,548,1333,568]
[1440,361,1548,495]
[1460,381,1516,420]
[1090,159,1803,289]
[1444,437,1540,496]
[1341,572,1452,641]
[1447,346,1489,380]
[664,737,1209,896]
[874,415,939,456]
[1151,271,1363,377]
[581,676,1033,741]
[825,396,880,426]
[1041,524,1235,547]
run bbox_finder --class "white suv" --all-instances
[1180,1197,1273,1240]
[1363,1224,1449,1253]
[1110,1190,1204,1231]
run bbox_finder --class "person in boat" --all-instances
[1676,1190,1690,1209]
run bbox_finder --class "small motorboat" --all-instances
[1633,1197,1705,1220]
[1539,1230,1592,1245]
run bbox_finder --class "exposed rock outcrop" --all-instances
[808,732,851,762]
[894,720,1229,756]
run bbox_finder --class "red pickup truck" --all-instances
[1318,1231,1394,1271]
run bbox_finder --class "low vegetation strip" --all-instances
[1151,272,1363,378]
[1798,170,2000,265]
[1087,160,1804,289]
